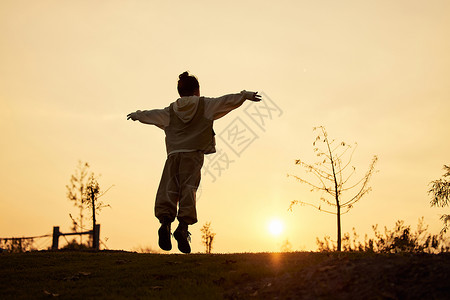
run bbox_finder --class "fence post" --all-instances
[93,224,100,251]
[52,226,60,250]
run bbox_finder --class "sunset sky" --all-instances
[1,0,449,253]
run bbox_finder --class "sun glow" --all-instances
[268,218,284,236]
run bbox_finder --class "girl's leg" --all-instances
[155,154,181,224]
[177,151,204,225]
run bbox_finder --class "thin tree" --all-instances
[201,222,216,254]
[66,161,90,244]
[428,165,450,234]
[84,173,111,249]
[288,126,378,251]
[280,239,293,252]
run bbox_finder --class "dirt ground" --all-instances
[0,251,449,299]
[224,253,450,299]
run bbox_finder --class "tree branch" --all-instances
[288,174,325,191]
[289,200,337,215]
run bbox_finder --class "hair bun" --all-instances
[179,71,189,79]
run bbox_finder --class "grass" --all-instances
[1,250,449,299]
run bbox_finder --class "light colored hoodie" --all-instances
[133,90,256,155]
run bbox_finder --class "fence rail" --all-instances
[51,225,100,250]
[0,224,101,252]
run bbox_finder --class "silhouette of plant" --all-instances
[317,218,449,253]
[289,126,378,251]
[280,239,293,252]
[66,161,112,249]
[0,238,36,253]
[428,165,450,234]
[83,173,112,249]
[66,161,91,245]
[61,239,91,251]
[201,222,216,254]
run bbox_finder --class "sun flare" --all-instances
[268,218,284,236]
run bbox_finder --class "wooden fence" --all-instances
[51,224,100,250]
[0,225,101,252]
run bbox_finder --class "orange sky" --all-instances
[1,0,449,253]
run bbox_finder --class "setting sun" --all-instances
[268,218,284,236]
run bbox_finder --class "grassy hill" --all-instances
[1,251,449,299]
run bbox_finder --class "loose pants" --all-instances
[155,151,204,225]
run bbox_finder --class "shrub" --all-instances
[317,218,449,253]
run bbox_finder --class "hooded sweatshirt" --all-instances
[133,91,256,155]
[164,97,215,155]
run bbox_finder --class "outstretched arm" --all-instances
[127,107,170,129]
[204,90,261,120]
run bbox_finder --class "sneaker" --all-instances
[173,223,191,254]
[158,223,172,251]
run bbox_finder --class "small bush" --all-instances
[0,238,36,253]
[317,218,450,253]
[61,239,91,250]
